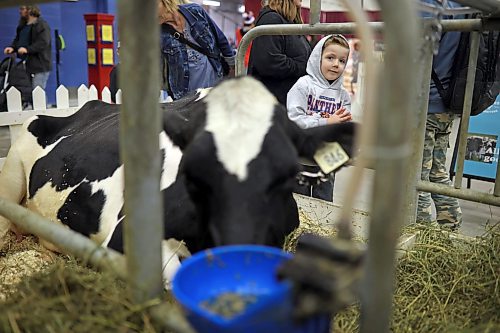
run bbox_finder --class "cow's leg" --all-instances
[161,238,191,289]
[0,146,27,247]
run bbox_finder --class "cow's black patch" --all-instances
[29,101,121,198]
[57,182,104,237]
[107,212,124,253]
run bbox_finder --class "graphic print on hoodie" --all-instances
[287,35,352,129]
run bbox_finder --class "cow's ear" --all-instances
[162,111,197,150]
[288,120,358,160]
[305,122,357,157]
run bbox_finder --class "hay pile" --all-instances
[0,258,166,333]
[0,214,498,332]
[0,232,171,333]
[333,225,500,332]
[284,208,337,252]
[0,233,59,301]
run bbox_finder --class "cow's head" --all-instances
[162,77,356,248]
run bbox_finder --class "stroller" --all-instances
[0,55,32,111]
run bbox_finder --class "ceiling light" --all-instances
[203,0,221,6]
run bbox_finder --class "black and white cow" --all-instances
[0,77,356,286]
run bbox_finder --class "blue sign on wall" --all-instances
[454,96,500,181]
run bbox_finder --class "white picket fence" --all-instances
[0,84,122,170]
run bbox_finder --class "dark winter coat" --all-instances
[247,7,311,105]
[11,17,52,75]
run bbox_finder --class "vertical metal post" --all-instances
[454,31,480,188]
[118,0,164,302]
[403,24,435,225]
[360,0,419,331]
[494,158,500,196]
[309,0,321,25]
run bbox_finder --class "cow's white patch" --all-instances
[195,87,211,101]
[26,181,79,226]
[90,165,124,244]
[3,119,73,227]
[0,117,75,246]
[101,215,125,248]
[159,132,183,190]
[21,124,71,188]
[161,238,191,289]
[205,77,275,181]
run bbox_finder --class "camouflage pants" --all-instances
[417,113,462,228]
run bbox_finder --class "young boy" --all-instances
[287,34,352,202]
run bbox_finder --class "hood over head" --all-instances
[306,34,350,89]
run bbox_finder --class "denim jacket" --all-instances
[161,3,236,100]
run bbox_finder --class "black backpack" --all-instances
[432,25,500,116]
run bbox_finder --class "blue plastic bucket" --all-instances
[172,245,330,333]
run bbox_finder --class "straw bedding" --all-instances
[333,224,500,332]
[0,212,498,333]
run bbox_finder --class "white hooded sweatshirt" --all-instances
[287,35,351,129]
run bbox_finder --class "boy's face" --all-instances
[321,43,349,81]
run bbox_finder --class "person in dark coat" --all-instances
[247,0,311,105]
[3,5,52,90]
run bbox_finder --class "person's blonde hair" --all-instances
[264,0,303,24]
[158,0,189,15]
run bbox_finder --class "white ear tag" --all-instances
[313,142,349,174]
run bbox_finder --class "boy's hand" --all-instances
[326,107,352,124]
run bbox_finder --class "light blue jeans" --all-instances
[31,71,50,90]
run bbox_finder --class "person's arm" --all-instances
[201,9,236,65]
[26,20,51,55]
[250,13,306,79]
[287,79,327,129]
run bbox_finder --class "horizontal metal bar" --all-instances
[240,18,490,40]
[417,2,480,16]
[417,180,500,206]
[236,18,490,76]
[452,0,500,15]
[440,17,500,31]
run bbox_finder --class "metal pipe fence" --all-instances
[237,18,500,216]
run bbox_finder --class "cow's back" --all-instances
[3,101,123,249]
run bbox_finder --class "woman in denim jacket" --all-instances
[158,0,236,100]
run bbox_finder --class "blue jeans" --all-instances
[294,173,335,202]
[32,71,50,90]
